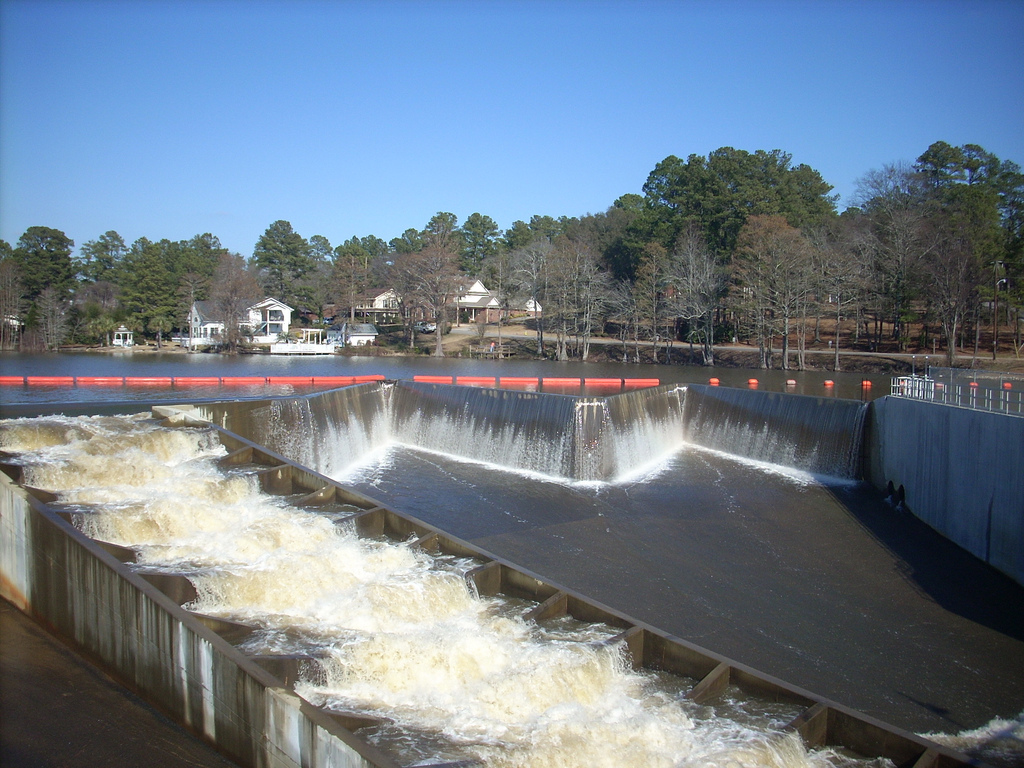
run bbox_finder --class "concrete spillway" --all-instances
[1,382,1021,767]
[190,380,865,484]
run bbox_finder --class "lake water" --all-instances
[0,350,889,407]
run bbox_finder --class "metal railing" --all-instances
[891,367,1024,416]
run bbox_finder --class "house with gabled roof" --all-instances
[341,322,379,346]
[187,297,294,347]
[454,278,501,323]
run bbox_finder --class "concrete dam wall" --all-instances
[865,396,1024,586]
[188,380,1021,587]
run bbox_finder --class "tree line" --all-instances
[2,141,1021,367]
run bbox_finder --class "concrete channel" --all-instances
[0,394,981,768]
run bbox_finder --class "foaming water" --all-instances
[0,413,849,768]
[923,712,1024,768]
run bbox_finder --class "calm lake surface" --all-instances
[0,350,890,407]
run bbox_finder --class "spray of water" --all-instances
[923,711,1024,768]
[1,414,853,768]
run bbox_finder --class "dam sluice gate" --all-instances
[0,380,998,767]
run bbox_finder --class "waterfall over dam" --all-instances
[189,380,866,483]
[683,384,868,479]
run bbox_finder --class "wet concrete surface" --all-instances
[346,445,1024,738]
[0,599,238,768]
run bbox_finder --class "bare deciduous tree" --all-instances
[546,234,610,361]
[732,215,811,369]
[669,226,725,365]
[391,245,460,356]
[0,255,22,350]
[512,239,553,356]
[36,286,69,351]
[208,253,260,354]
[853,163,931,350]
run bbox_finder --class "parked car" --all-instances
[413,321,436,333]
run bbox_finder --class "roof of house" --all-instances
[344,323,378,335]
[459,294,499,308]
[250,297,294,311]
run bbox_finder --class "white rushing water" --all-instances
[1,413,879,768]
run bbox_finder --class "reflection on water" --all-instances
[0,413,859,768]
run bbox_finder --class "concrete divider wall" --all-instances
[865,396,1024,586]
[0,473,399,768]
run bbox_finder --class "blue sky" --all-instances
[2,0,1022,258]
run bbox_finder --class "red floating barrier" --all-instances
[824,380,835,387]
[456,376,497,387]
[708,377,720,386]
[413,375,454,384]
[267,376,313,384]
[1003,382,1013,390]
[498,378,539,390]
[76,376,125,386]
[542,377,581,386]
[584,378,623,388]
[172,377,221,385]
[221,376,267,385]
[623,378,660,390]
[125,377,173,386]
[0,376,25,385]
[311,376,356,386]
[26,376,75,385]
[353,375,385,382]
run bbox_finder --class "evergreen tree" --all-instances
[253,220,311,304]
[13,226,75,304]
[119,238,178,336]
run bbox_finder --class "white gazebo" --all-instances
[112,326,134,347]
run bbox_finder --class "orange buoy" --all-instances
[861,380,872,388]
[969,381,979,388]
[747,378,759,388]
[824,380,834,387]
[26,376,74,385]
[708,377,720,386]
[1003,382,1013,390]
[786,379,796,387]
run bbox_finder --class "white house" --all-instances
[187,297,294,347]
[341,323,379,346]
[455,278,502,323]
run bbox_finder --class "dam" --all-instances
[1,380,1022,767]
